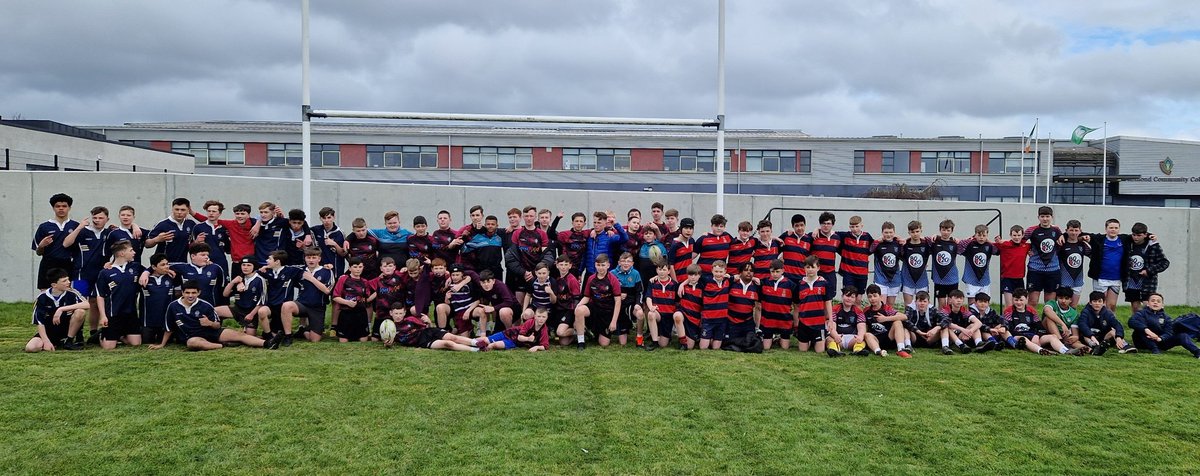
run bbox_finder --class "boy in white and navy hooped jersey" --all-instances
[25,268,88,353]
[165,281,279,351]
[145,198,198,265]
[142,253,177,348]
[95,240,145,349]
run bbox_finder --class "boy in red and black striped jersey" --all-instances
[550,256,582,345]
[727,221,757,272]
[557,212,590,278]
[407,216,434,264]
[808,211,841,300]
[573,253,623,349]
[676,264,705,350]
[795,255,832,353]
[837,215,874,296]
[751,220,781,281]
[698,260,732,350]
[668,218,696,280]
[644,260,682,351]
[727,262,760,342]
[344,218,381,280]
[778,214,811,283]
[694,214,732,275]
[431,210,461,267]
[758,259,796,350]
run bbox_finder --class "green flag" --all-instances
[1071,125,1097,144]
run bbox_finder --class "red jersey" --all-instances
[193,212,254,261]
[700,275,731,321]
[647,277,679,315]
[778,231,811,278]
[795,276,830,327]
[807,231,840,274]
[996,239,1032,279]
[837,231,873,279]
[727,236,756,271]
[678,280,704,325]
[728,278,759,324]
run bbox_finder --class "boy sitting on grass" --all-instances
[482,306,551,352]
[166,280,280,351]
[905,291,943,350]
[1075,291,1136,355]
[826,286,865,357]
[970,293,1007,352]
[25,268,88,352]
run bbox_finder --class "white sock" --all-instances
[1059,345,1070,353]
[576,334,585,343]
[941,335,949,347]
[897,342,904,352]
[469,347,479,352]
[974,336,982,345]
[904,338,912,348]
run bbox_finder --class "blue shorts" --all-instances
[1000,278,1024,294]
[1025,270,1060,293]
[487,332,516,349]
[72,279,93,297]
[701,318,727,340]
[842,275,868,296]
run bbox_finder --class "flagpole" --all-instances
[1032,118,1039,203]
[1020,134,1026,203]
[1045,135,1053,204]
[1101,122,1108,205]
[977,133,984,202]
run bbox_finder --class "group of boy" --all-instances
[27,194,1198,358]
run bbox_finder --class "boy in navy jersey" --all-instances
[192,200,232,278]
[970,293,1008,352]
[165,281,279,351]
[726,262,760,343]
[332,257,375,342]
[862,284,911,358]
[901,221,932,307]
[1058,220,1090,305]
[142,254,176,348]
[905,291,943,349]
[937,289,994,354]
[928,219,962,308]
[676,264,705,350]
[96,240,144,349]
[33,193,79,291]
[758,259,796,350]
[807,212,841,300]
[111,205,150,265]
[146,198,197,264]
[837,215,873,295]
[751,220,781,281]
[1003,289,1063,355]
[260,250,304,339]
[279,209,314,266]
[826,286,865,358]
[668,218,696,280]
[551,256,582,345]
[694,214,732,275]
[698,260,732,350]
[218,256,268,335]
[169,243,227,307]
[25,269,88,352]
[312,207,347,276]
[575,253,624,349]
[961,225,999,305]
[283,248,334,343]
[61,205,115,341]
[1076,291,1136,355]
[872,221,903,309]
[644,260,681,351]
[251,202,288,265]
[1024,206,1063,306]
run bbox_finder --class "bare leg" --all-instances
[187,337,223,351]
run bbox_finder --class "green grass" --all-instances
[2,302,1200,475]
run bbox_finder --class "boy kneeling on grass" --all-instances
[385,303,486,352]
[1075,291,1136,355]
[481,306,551,352]
[167,280,281,351]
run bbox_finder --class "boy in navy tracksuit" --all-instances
[1075,291,1135,355]
[1128,293,1199,357]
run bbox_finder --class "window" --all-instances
[921,151,971,174]
[172,142,245,166]
[741,150,800,173]
[563,149,630,171]
[267,143,303,166]
[881,151,895,173]
[462,147,532,170]
[853,151,865,173]
[663,149,731,172]
[1164,199,1192,208]
[797,150,811,173]
[988,152,1038,174]
[368,145,438,168]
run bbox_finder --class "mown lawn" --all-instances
[1,302,1199,475]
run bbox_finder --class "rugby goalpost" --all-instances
[298,0,726,216]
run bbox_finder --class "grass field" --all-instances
[2,302,1200,475]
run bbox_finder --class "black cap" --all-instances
[238,256,256,265]
[680,218,695,229]
[449,263,464,273]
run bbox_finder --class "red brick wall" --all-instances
[341,144,366,168]
[910,151,923,173]
[150,141,171,152]
[245,143,267,166]
[631,149,663,171]
[532,147,560,170]
[865,151,882,173]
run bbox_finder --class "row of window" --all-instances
[853,150,1040,174]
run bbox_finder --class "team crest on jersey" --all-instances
[882,253,897,268]
[1039,239,1054,253]
[972,253,988,268]
[907,254,924,268]
[1015,323,1030,333]
[1066,253,1083,269]
[936,251,952,266]
[870,322,887,333]
[1130,255,1145,271]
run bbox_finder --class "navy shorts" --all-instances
[101,314,142,340]
[655,311,677,340]
[933,284,958,299]
[1124,289,1150,303]
[188,327,223,344]
[683,319,701,343]
[701,318,727,340]
[759,326,792,341]
[725,320,755,341]
[795,324,827,344]
[1000,278,1025,294]
[1025,270,1059,293]
[819,271,838,299]
[843,275,868,297]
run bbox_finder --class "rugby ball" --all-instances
[648,245,664,262]
[379,319,398,343]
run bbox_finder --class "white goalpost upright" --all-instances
[299,0,727,216]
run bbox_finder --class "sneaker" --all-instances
[265,333,282,350]
[1092,342,1108,356]
[60,338,84,351]
[1017,337,1027,349]
[292,326,308,339]
[1038,348,1055,356]
[577,341,587,351]
[826,346,842,358]
[854,348,870,357]
[1119,345,1137,354]
[282,335,293,347]
[645,343,658,352]
[904,346,914,354]
[897,350,912,359]
[875,349,888,357]
[1065,347,1083,356]
[941,346,954,355]
[979,340,997,353]
[475,338,489,351]
[86,332,101,345]
[958,344,973,354]
[678,344,689,351]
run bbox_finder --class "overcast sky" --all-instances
[3,0,1199,139]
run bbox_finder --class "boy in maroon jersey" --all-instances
[807,211,841,300]
[557,212,590,278]
[676,264,704,350]
[728,221,756,272]
[751,220,781,281]
[539,209,562,251]
[726,262,760,342]
[387,303,488,352]
[473,270,519,335]
[668,218,696,280]
[369,257,406,340]
[482,306,551,352]
[332,257,375,342]
[551,255,582,345]
[644,260,681,351]
[795,256,832,353]
[661,208,681,244]
[778,213,811,283]
[758,259,796,350]
[649,202,668,235]
[573,253,623,349]
[410,258,451,320]
[694,214,732,275]
[344,217,381,280]
[431,210,460,266]
[698,260,732,350]
[837,215,873,295]
[407,216,434,264]
[506,205,551,308]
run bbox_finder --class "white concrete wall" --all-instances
[5,171,1197,305]
[0,124,193,172]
